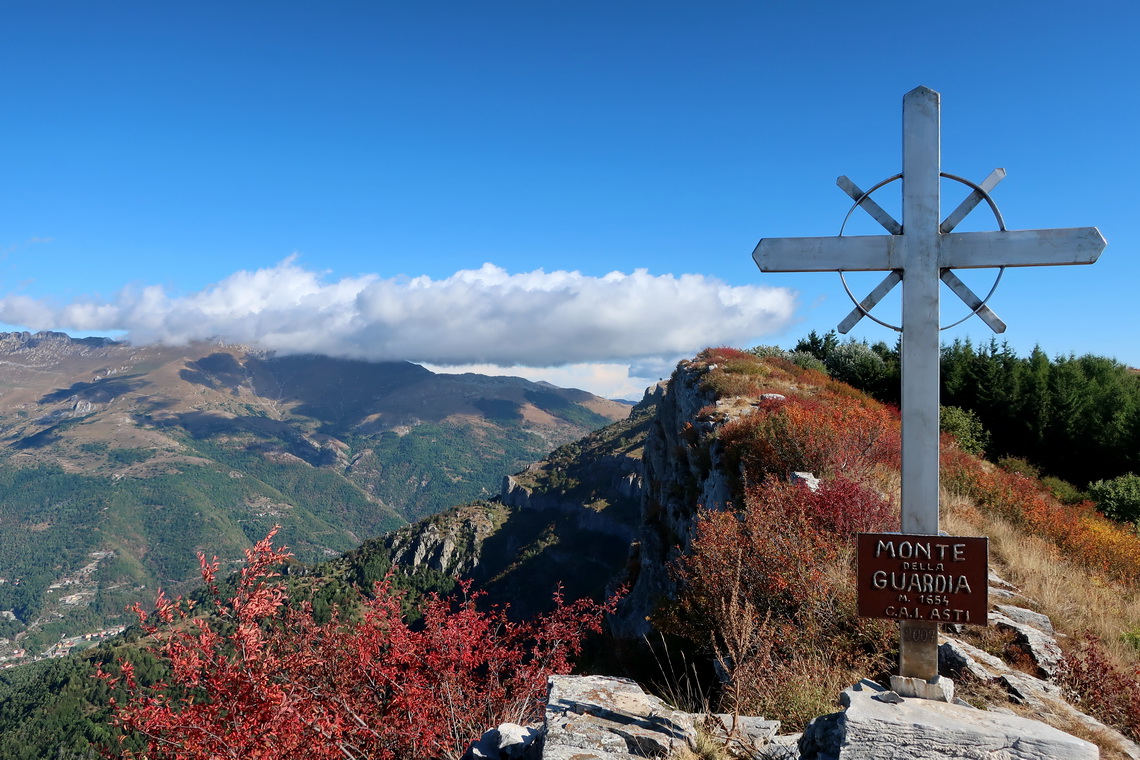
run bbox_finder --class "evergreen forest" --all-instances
[788,331,1139,489]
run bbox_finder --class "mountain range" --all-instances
[0,331,629,655]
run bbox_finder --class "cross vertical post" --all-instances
[898,86,942,680]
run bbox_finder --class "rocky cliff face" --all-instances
[371,351,1140,758]
[371,387,664,616]
[608,360,744,637]
[372,358,757,633]
[500,455,643,542]
[382,503,505,577]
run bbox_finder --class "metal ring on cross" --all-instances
[836,172,1008,332]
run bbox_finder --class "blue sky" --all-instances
[1,1,1136,398]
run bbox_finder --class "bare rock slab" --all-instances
[940,636,1010,681]
[706,713,782,756]
[891,674,955,703]
[990,610,1063,679]
[799,680,1097,760]
[543,675,695,759]
[995,604,1056,637]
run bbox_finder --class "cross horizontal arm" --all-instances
[753,235,902,272]
[940,227,1105,269]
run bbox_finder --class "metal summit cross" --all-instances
[752,86,1105,681]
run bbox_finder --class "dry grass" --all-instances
[953,672,1019,710]
[678,724,733,760]
[957,678,1137,760]
[942,490,1140,676]
[1042,708,1136,760]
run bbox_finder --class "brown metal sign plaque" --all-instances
[857,533,988,625]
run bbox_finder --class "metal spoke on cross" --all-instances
[751,86,1105,683]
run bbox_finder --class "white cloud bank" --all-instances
[0,258,796,398]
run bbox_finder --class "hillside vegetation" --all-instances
[3,343,1140,758]
[649,347,1140,753]
[788,331,1140,486]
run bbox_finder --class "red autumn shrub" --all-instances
[762,354,831,386]
[797,475,896,536]
[719,393,900,483]
[698,346,754,363]
[1058,636,1140,741]
[677,489,833,626]
[98,530,616,760]
[664,475,894,728]
[672,476,892,638]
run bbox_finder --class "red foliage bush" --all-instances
[795,475,896,536]
[698,346,755,365]
[98,530,616,760]
[665,475,895,726]
[673,476,893,636]
[679,489,832,626]
[1058,636,1140,741]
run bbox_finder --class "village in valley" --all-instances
[0,550,128,667]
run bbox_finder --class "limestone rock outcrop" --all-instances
[383,504,499,576]
[542,675,695,759]
[501,466,641,542]
[935,575,1140,759]
[799,679,1098,760]
[494,673,1106,760]
[609,361,738,637]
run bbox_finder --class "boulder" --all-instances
[463,723,539,760]
[799,679,1097,759]
[994,605,1056,637]
[705,713,781,755]
[940,637,1009,681]
[989,610,1063,679]
[791,471,821,491]
[890,674,955,703]
[542,675,695,759]
[999,673,1062,709]
[762,733,804,759]
[989,586,1022,600]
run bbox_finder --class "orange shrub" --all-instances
[942,451,1140,581]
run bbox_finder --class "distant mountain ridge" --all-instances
[0,331,629,655]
